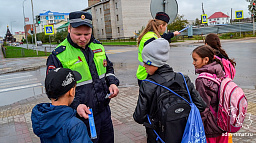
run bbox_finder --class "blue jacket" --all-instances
[31,103,92,143]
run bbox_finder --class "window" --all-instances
[102,29,104,35]
[100,8,102,14]
[223,18,224,20]
[209,19,211,21]
[116,15,119,21]
[115,2,118,9]
[117,27,120,33]
[217,18,219,20]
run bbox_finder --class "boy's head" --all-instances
[142,38,170,75]
[45,68,82,102]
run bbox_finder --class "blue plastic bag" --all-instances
[181,103,206,143]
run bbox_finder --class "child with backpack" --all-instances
[205,33,236,79]
[192,45,228,143]
[133,38,207,143]
[31,68,92,143]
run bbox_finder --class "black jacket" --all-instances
[46,34,119,115]
[133,65,207,142]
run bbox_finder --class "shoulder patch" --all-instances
[52,46,66,55]
[93,39,102,44]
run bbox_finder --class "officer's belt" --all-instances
[77,73,116,86]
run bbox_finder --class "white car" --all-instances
[37,41,42,46]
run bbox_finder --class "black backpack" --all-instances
[144,73,191,143]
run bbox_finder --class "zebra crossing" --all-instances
[0,72,44,106]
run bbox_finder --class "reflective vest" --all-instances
[56,39,107,86]
[136,31,158,80]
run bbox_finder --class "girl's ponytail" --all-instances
[205,33,236,67]
[137,19,165,45]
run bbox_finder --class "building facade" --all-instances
[36,11,69,33]
[14,31,25,42]
[208,12,230,25]
[84,0,152,39]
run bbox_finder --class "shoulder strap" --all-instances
[197,72,221,85]
[143,73,192,104]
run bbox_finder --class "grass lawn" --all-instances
[4,46,51,58]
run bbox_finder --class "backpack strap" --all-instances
[197,72,221,85]
[144,73,193,143]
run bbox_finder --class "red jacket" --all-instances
[195,62,225,138]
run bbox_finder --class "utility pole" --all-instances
[30,0,37,52]
[253,1,255,35]
[23,0,29,49]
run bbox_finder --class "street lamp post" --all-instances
[23,0,29,49]
[30,0,37,52]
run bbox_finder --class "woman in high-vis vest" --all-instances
[136,12,180,86]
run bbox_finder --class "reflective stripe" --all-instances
[106,73,116,77]
[77,74,105,86]
[139,61,144,66]
[69,18,92,24]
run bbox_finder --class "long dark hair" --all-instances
[193,45,223,68]
[205,33,236,67]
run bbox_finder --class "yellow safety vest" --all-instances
[136,32,158,80]
[55,39,107,86]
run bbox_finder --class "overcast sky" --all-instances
[0,0,251,37]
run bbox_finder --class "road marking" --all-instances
[0,83,42,93]
[0,78,38,87]
[0,75,33,81]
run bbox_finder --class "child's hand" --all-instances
[77,104,91,119]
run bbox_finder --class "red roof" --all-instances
[208,12,229,19]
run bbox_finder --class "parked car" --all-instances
[20,42,23,44]
[12,42,20,46]
[36,41,42,46]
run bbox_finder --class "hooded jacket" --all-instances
[133,65,207,142]
[31,103,92,143]
[195,61,225,138]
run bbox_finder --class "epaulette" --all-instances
[93,39,102,44]
[52,46,66,55]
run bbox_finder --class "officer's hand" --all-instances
[77,104,91,119]
[173,31,180,36]
[108,84,119,98]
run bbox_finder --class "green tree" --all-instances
[167,14,189,32]
[195,18,201,26]
[54,29,68,44]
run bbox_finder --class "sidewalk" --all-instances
[1,44,256,143]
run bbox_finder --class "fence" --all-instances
[180,23,256,36]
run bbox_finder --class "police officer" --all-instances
[136,12,180,86]
[46,11,119,143]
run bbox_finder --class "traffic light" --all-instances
[253,2,256,11]
[36,15,41,24]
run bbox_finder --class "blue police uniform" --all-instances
[46,11,119,143]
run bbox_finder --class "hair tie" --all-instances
[213,55,216,59]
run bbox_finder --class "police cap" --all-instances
[155,12,170,23]
[69,11,92,28]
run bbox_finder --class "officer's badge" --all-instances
[103,59,107,67]
[81,15,85,20]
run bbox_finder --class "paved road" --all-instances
[0,38,256,143]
